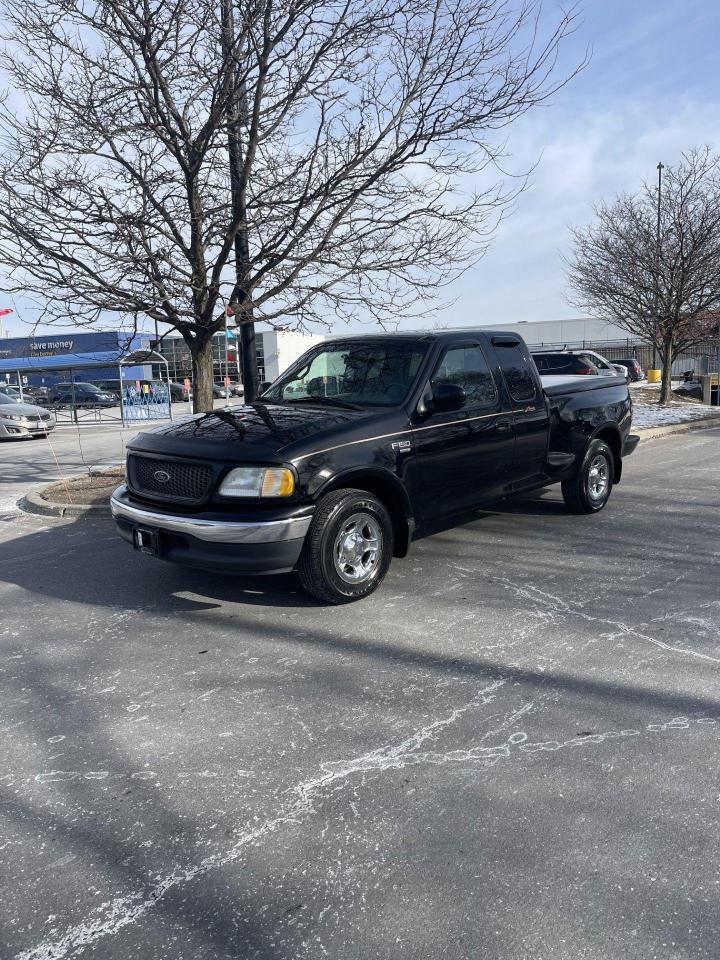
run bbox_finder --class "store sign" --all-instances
[30,340,75,356]
[0,331,119,359]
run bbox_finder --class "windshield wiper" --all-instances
[285,396,362,411]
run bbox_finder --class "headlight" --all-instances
[219,466,295,498]
[1,413,23,421]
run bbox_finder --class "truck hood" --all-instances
[127,402,382,461]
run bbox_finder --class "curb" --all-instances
[18,464,123,518]
[635,414,720,442]
[19,487,112,519]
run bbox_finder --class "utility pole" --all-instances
[652,161,664,370]
[220,0,258,403]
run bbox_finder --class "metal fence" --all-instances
[525,337,720,377]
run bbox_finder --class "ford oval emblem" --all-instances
[153,469,171,484]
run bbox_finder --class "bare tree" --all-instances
[0,0,580,411]
[566,148,720,403]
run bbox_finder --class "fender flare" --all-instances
[314,466,415,557]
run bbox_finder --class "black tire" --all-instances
[562,439,614,514]
[298,488,394,604]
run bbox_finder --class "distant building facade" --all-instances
[475,317,635,348]
[153,329,324,385]
[474,316,719,375]
[0,330,151,385]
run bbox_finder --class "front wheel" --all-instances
[298,488,394,604]
[562,440,614,514]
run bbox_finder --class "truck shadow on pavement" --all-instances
[1,505,718,719]
[2,488,567,611]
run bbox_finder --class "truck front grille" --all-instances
[127,454,214,504]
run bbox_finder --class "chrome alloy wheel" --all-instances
[587,454,610,502]
[333,512,382,584]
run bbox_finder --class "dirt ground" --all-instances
[40,468,125,505]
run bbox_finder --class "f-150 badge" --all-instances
[391,439,412,452]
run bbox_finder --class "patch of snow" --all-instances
[632,401,719,429]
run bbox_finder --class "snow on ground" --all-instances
[630,380,720,429]
[632,402,719,429]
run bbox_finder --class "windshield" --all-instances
[262,340,429,408]
[0,393,17,404]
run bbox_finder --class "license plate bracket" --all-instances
[133,526,162,557]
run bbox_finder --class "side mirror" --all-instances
[259,381,272,394]
[431,381,466,412]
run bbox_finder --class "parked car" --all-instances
[608,357,645,381]
[0,384,22,402]
[209,382,244,399]
[211,382,233,399]
[88,380,122,399]
[111,331,638,604]
[22,385,50,404]
[48,382,117,407]
[532,349,625,378]
[0,392,56,439]
[168,382,191,402]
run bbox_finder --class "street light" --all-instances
[652,161,664,371]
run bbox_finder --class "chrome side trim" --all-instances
[290,410,502,462]
[412,410,501,432]
[110,486,312,544]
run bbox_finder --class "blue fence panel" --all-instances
[122,381,171,422]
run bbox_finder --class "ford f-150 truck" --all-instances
[111,331,639,603]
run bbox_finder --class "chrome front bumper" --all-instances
[110,485,312,544]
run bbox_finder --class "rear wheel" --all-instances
[562,439,614,514]
[298,488,394,604]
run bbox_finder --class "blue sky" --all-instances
[3,0,720,338]
[439,0,720,330]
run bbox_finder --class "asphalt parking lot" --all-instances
[1,428,719,960]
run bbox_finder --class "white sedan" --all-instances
[0,393,56,439]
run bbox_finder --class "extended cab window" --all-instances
[432,345,496,406]
[494,341,537,402]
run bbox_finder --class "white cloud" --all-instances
[430,95,720,328]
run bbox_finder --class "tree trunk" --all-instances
[659,335,674,405]
[191,336,215,413]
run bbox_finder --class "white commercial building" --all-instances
[155,328,324,385]
[474,317,635,348]
[258,329,325,382]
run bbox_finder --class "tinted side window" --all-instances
[495,342,537,402]
[433,345,497,406]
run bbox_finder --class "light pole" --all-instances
[220,0,258,403]
[652,161,664,371]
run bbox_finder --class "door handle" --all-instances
[495,419,512,433]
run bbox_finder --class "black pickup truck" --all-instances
[111,330,638,603]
